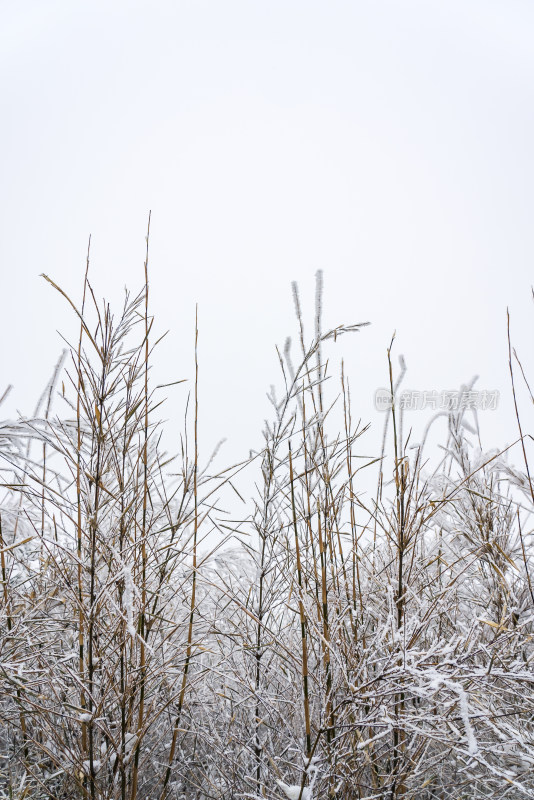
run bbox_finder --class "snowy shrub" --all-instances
[1,268,533,799]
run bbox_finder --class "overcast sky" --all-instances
[2,1,534,480]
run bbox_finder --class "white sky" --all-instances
[2,1,534,482]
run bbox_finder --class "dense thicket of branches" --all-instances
[1,270,533,799]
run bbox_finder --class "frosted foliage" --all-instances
[0,276,533,799]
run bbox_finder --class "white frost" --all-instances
[276,779,311,800]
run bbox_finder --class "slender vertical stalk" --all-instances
[254,530,267,791]
[160,305,199,800]
[131,213,152,800]
[341,363,364,634]
[76,247,90,796]
[508,309,534,506]
[317,500,333,741]
[289,442,312,760]
[388,345,406,797]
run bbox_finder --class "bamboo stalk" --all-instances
[289,442,312,760]
[159,304,199,800]
[130,213,152,800]
[76,241,91,793]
